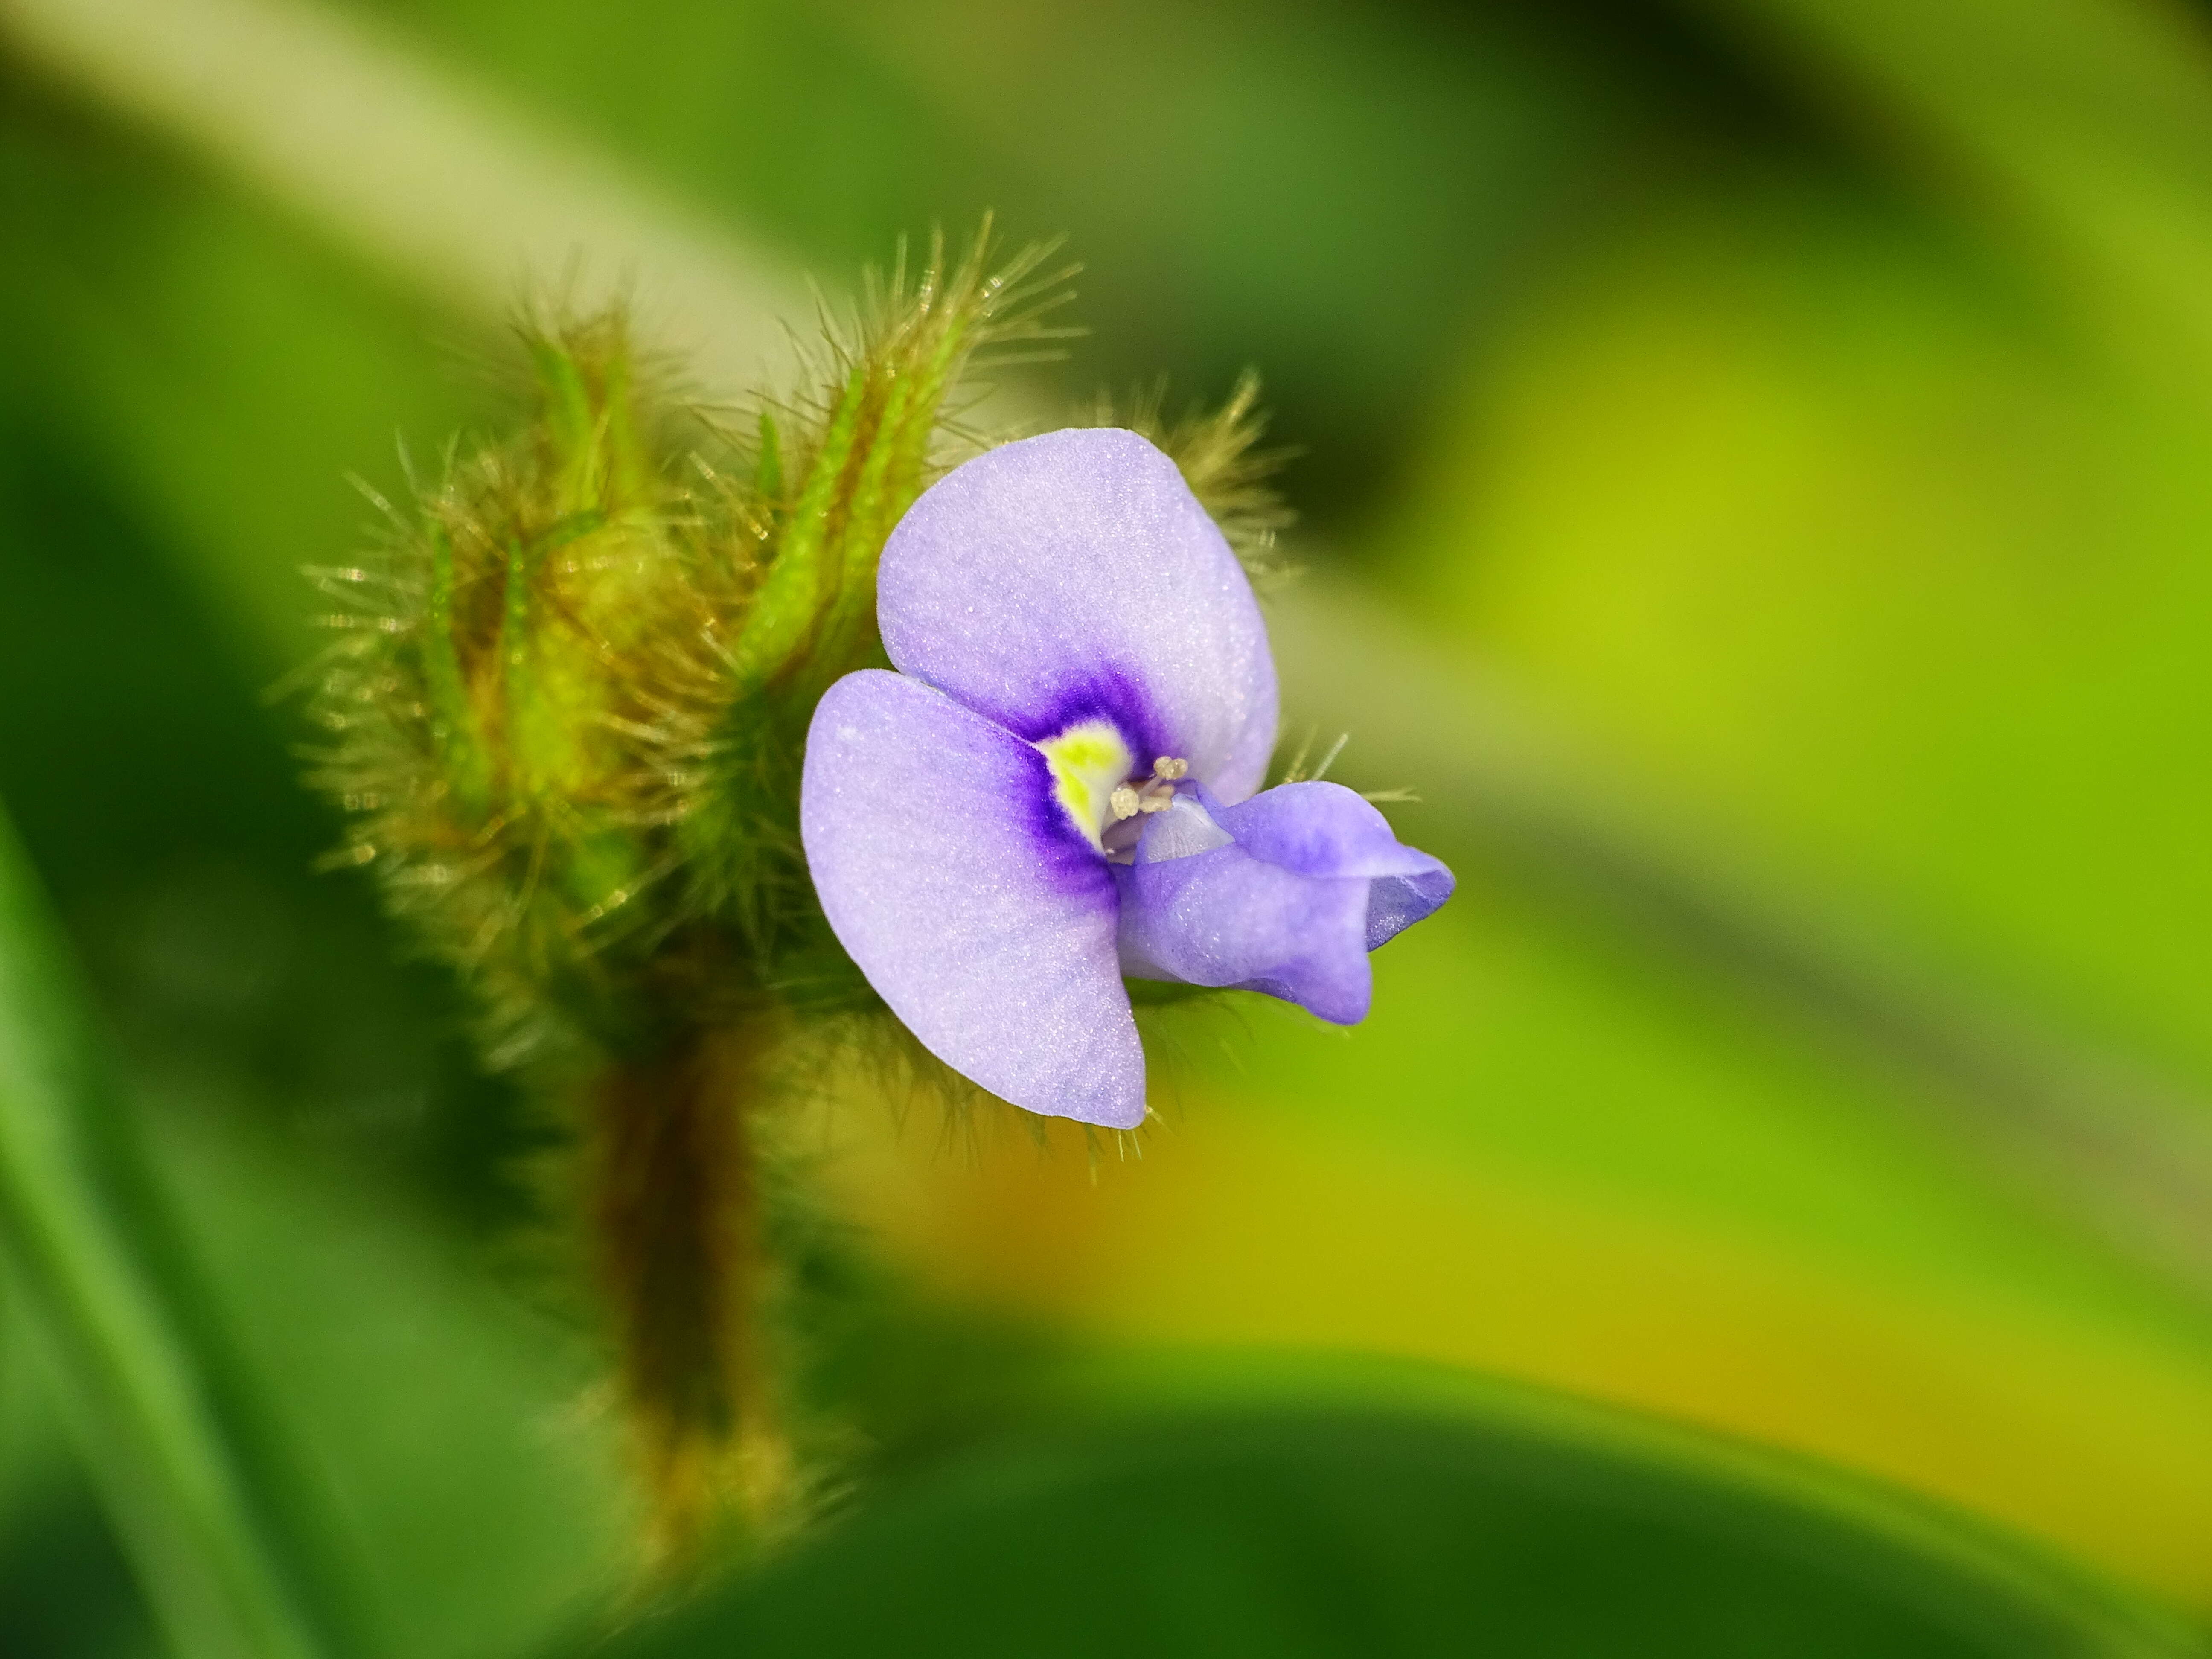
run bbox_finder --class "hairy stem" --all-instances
[588,1022,787,1565]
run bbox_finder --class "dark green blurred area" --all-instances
[9,0,2212,1653]
[601,1402,2165,1659]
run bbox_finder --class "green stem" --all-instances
[0,801,358,1659]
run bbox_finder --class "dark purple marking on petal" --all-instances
[1006,733,1135,892]
[1008,664,1177,762]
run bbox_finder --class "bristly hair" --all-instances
[300,225,1078,1570]
[297,224,1280,1575]
[302,225,1076,1075]
[672,224,1080,969]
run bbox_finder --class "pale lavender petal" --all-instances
[1214,781,1447,879]
[1213,781,1454,948]
[800,670,1145,1127]
[1115,782,1453,1022]
[877,428,1278,802]
[1116,844,1374,1025]
[1131,793,1235,862]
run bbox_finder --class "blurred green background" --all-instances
[9,0,2212,1652]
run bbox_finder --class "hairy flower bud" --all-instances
[304,230,1075,1561]
[308,233,1073,1062]
[297,227,1353,1567]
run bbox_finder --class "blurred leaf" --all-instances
[0,73,482,678]
[141,1111,636,1659]
[578,1391,2200,1659]
[0,1276,160,1658]
[556,0,1624,507]
[1386,174,2212,1136]
[0,802,355,1659]
[1704,0,2212,378]
[16,0,2212,1639]
[830,931,2212,1606]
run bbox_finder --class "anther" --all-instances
[1153,757,1189,780]
[1109,784,1141,821]
[1138,792,1174,814]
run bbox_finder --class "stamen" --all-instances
[1036,729,1194,852]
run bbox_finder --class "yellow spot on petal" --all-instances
[1036,719,1134,851]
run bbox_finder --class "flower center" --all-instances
[1035,721,1188,855]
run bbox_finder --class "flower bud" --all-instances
[303,227,1080,1562]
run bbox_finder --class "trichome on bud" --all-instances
[300,226,1304,1566]
[304,230,1077,1562]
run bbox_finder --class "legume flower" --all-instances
[800,428,1452,1127]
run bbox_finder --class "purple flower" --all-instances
[799,428,1454,1128]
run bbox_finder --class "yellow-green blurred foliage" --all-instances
[9,0,2212,1651]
